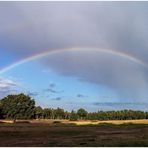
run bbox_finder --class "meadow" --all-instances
[0,119,148,147]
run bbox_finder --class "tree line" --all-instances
[0,93,148,121]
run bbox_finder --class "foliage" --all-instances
[1,93,148,121]
[77,108,88,119]
[70,110,78,121]
[0,93,35,120]
[35,106,43,119]
[0,101,3,119]
[54,107,65,119]
[43,108,52,119]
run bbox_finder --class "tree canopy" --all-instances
[0,93,148,121]
[0,93,35,120]
[77,108,88,119]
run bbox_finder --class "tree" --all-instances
[1,93,148,121]
[70,110,78,121]
[64,111,70,119]
[77,108,87,120]
[43,108,52,119]
[35,106,43,119]
[54,108,65,119]
[0,93,35,121]
[0,101,3,119]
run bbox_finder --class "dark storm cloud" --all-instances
[41,50,148,102]
[1,2,148,62]
[1,2,148,102]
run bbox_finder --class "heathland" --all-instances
[1,120,148,146]
[1,93,148,146]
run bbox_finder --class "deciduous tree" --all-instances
[77,108,87,120]
[1,93,35,121]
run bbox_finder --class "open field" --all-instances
[1,119,148,146]
[2,118,148,125]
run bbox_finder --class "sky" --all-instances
[0,1,148,111]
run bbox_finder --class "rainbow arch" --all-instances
[0,47,147,74]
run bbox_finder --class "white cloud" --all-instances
[0,77,20,98]
[0,78,17,88]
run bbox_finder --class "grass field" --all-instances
[0,119,148,146]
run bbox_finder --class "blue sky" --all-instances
[0,2,148,111]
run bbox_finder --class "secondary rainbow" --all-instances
[0,47,147,74]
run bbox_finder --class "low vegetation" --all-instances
[0,122,148,146]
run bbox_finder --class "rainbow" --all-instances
[0,47,147,74]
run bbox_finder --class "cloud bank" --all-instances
[40,49,148,102]
[1,2,148,102]
[0,2,148,61]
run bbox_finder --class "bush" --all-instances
[53,121,62,124]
